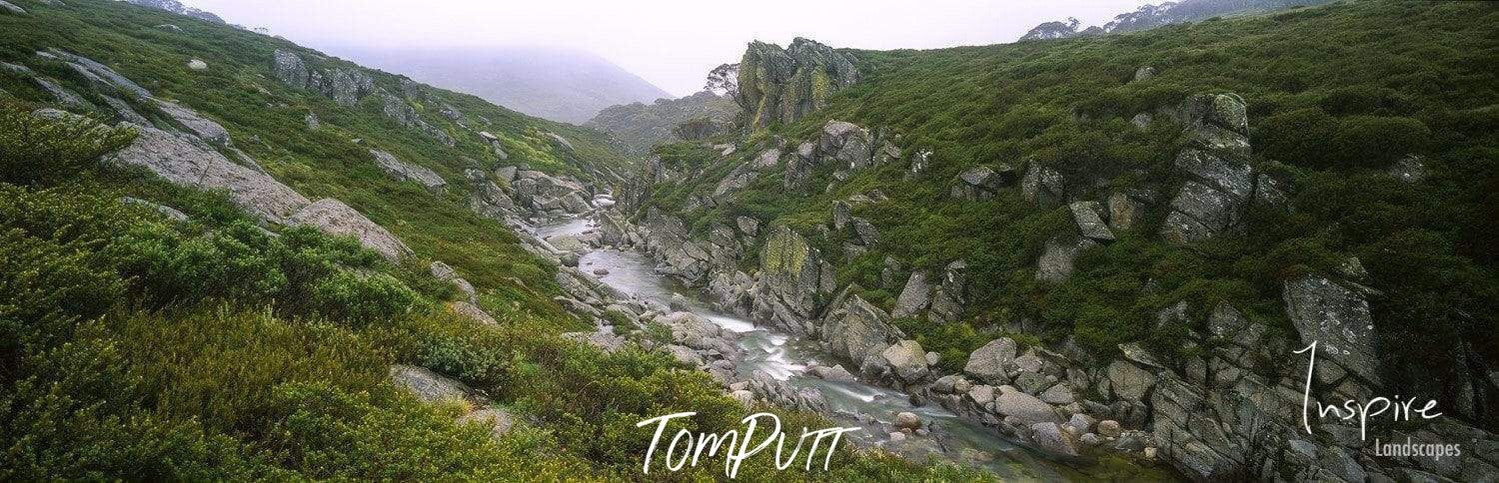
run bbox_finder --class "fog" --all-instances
[187,0,1151,97]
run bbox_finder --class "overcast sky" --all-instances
[187,0,1152,97]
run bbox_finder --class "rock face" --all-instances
[370,149,446,190]
[1282,274,1379,384]
[752,225,828,330]
[272,49,375,107]
[289,199,414,260]
[465,169,515,221]
[736,38,859,131]
[113,125,310,223]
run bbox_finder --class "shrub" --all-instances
[308,271,422,327]
[0,102,135,186]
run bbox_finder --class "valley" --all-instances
[2,0,1497,481]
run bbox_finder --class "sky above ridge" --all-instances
[186,0,1151,97]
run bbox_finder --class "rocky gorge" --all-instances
[590,34,1499,481]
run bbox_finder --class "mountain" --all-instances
[613,1,1499,480]
[1020,0,1332,40]
[586,91,739,155]
[333,46,672,124]
[0,0,973,480]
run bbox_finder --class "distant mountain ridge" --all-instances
[119,0,224,24]
[1020,0,1333,41]
[333,46,672,124]
[586,91,739,155]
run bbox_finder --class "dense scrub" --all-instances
[645,0,1499,422]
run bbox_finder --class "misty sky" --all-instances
[187,0,1152,97]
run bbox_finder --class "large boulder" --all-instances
[1021,164,1065,207]
[994,385,1060,425]
[737,38,859,130]
[964,337,1018,385]
[289,198,413,260]
[1036,236,1098,283]
[818,121,874,171]
[1160,148,1256,243]
[1107,360,1157,401]
[890,270,931,318]
[389,365,473,402]
[953,165,1017,201]
[821,294,903,366]
[1282,274,1380,384]
[1172,93,1250,158]
[1069,200,1115,242]
[881,340,931,383]
[1030,422,1080,457]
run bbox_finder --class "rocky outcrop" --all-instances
[289,199,413,260]
[510,168,595,220]
[271,49,375,107]
[964,337,1017,385]
[1068,201,1115,242]
[1158,93,1288,244]
[113,124,310,223]
[1021,163,1066,207]
[737,38,859,131]
[464,169,516,221]
[0,0,27,15]
[379,93,455,146]
[890,270,932,319]
[151,99,232,145]
[370,149,446,190]
[42,48,153,100]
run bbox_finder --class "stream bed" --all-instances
[537,218,1170,481]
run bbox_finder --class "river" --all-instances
[537,217,1172,481]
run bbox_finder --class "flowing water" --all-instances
[538,218,1170,481]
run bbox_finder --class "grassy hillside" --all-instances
[643,0,1499,421]
[0,0,984,479]
[0,0,637,300]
